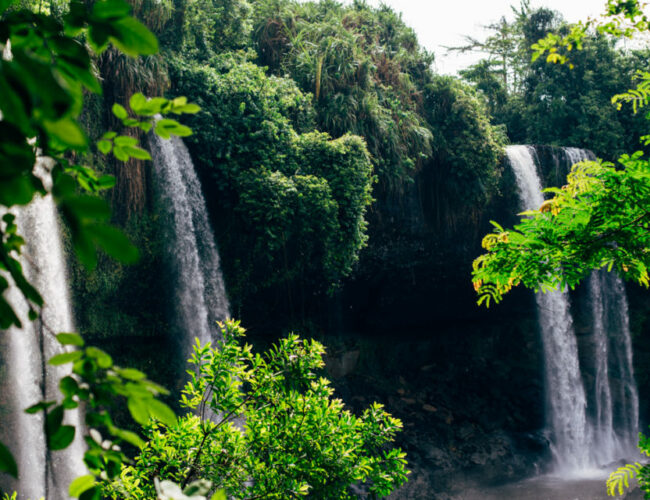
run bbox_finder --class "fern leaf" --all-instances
[606,462,642,496]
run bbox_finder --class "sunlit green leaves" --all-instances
[115,135,151,159]
[607,462,642,496]
[169,96,201,114]
[128,396,176,427]
[108,320,407,499]
[33,333,178,492]
[69,475,97,498]
[43,118,88,148]
[112,103,128,120]
[50,351,84,365]
[99,93,199,161]
[473,155,650,305]
[109,16,158,56]
[154,118,192,139]
[612,70,650,113]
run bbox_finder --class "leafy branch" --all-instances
[607,462,643,496]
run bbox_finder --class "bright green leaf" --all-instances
[69,474,96,498]
[147,399,177,427]
[50,351,83,365]
[43,118,88,148]
[127,397,150,425]
[57,332,85,347]
[109,17,158,56]
[112,103,128,120]
[97,140,112,154]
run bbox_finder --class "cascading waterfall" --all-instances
[560,147,639,462]
[0,158,86,499]
[588,271,639,461]
[562,146,595,166]
[149,134,229,352]
[507,145,589,471]
[506,145,640,474]
[604,274,639,450]
[588,272,615,458]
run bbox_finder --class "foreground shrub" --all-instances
[105,320,408,499]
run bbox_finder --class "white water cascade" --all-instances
[588,271,639,462]
[564,148,639,463]
[149,134,230,352]
[506,145,639,474]
[507,145,589,471]
[0,159,86,499]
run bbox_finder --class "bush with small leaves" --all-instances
[105,320,409,499]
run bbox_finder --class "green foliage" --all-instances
[451,2,534,95]
[523,29,643,159]
[472,4,650,497]
[470,1,650,301]
[531,0,649,65]
[21,332,176,499]
[613,70,650,115]
[459,59,510,121]
[170,57,374,303]
[421,76,506,228]
[459,3,647,158]
[252,0,434,190]
[177,0,251,58]
[0,441,16,478]
[105,320,408,499]
[607,462,643,496]
[472,154,650,306]
[248,0,507,240]
[606,432,650,496]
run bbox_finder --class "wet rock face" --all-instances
[311,157,544,497]
[321,317,548,498]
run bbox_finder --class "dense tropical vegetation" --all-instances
[456,0,648,159]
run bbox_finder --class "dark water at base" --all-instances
[455,475,642,500]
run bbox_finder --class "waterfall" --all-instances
[149,134,229,353]
[506,145,640,474]
[565,148,639,463]
[588,271,639,461]
[0,159,86,499]
[507,145,590,472]
[562,146,595,166]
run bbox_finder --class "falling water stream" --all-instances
[588,271,639,461]
[507,145,590,472]
[506,145,639,475]
[0,159,86,499]
[149,134,230,351]
[1,136,232,497]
